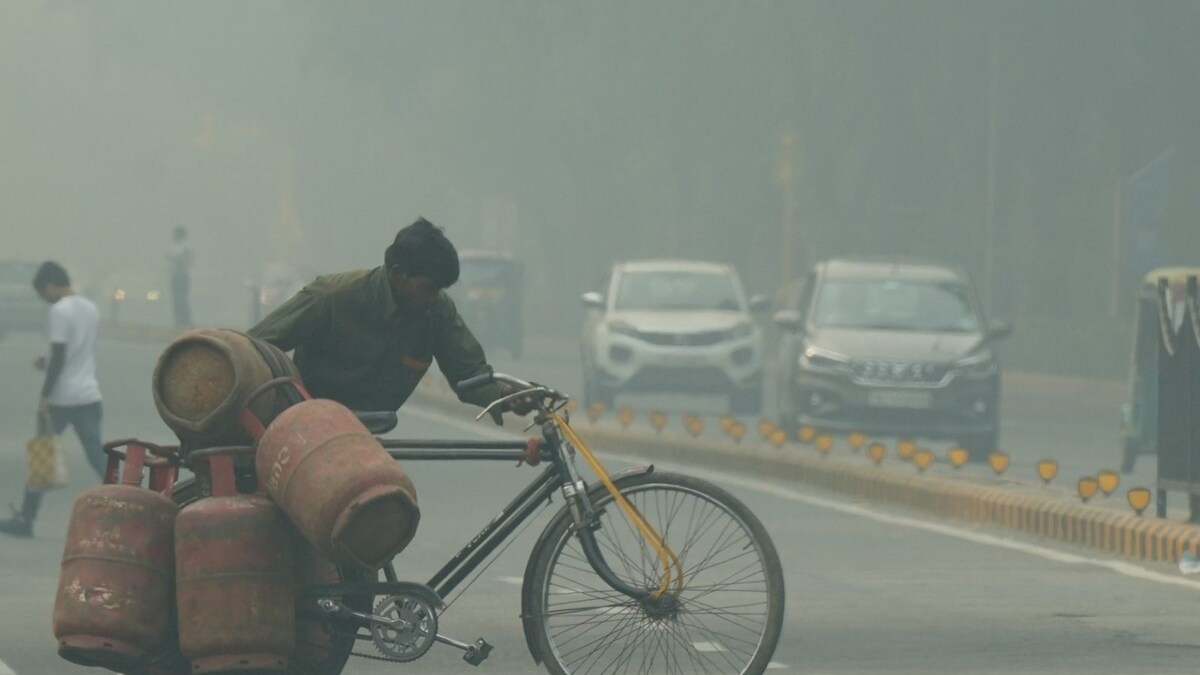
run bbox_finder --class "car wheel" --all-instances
[1120,436,1138,474]
[959,428,999,461]
[775,381,797,438]
[582,367,615,408]
[731,378,764,416]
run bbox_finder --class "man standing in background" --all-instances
[0,262,104,538]
[169,226,193,327]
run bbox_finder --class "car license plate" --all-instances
[866,389,933,409]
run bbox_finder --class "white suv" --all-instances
[580,260,766,413]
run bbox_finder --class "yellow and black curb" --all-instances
[411,385,1200,566]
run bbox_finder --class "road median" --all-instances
[411,378,1200,566]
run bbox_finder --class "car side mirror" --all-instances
[773,310,804,331]
[749,294,769,312]
[581,292,605,309]
[987,319,1013,341]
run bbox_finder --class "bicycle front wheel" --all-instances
[526,471,785,674]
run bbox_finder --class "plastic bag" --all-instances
[26,414,68,491]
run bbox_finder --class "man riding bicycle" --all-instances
[248,217,531,419]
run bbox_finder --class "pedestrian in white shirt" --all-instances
[1,261,104,538]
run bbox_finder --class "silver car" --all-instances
[773,257,1011,455]
[581,259,766,414]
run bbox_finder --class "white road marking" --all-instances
[693,641,727,652]
[0,658,17,675]
[497,576,524,586]
[406,402,1200,592]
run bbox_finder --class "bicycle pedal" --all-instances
[463,638,493,666]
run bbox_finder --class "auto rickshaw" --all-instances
[1120,266,1200,473]
[452,251,524,358]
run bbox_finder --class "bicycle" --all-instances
[163,372,785,674]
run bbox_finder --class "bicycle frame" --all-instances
[369,427,657,604]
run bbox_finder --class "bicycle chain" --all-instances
[350,649,410,664]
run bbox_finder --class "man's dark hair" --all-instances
[32,261,70,291]
[384,217,460,288]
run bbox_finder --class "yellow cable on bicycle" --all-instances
[551,413,683,598]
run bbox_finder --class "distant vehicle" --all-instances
[580,259,767,413]
[1120,266,1200,473]
[0,259,44,339]
[99,270,169,325]
[773,258,1011,456]
[451,251,524,358]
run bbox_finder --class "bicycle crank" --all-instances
[317,597,493,666]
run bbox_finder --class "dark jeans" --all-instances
[171,274,192,327]
[19,401,105,523]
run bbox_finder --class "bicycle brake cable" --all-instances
[550,413,683,599]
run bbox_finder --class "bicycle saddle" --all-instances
[353,410,399,435]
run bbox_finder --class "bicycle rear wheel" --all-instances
[525,471,784,674]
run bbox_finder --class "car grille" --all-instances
[634,329,731,346]
[850,360,950,386]
[627,367,731,391]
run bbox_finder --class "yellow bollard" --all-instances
[1077,477,1099,503]
[769,429,788,448]
[797,425,817,444]
[729,421,747,444]
[867,442,886,465]
[847,432,867,451]
[913,448,935,472]
[587,401,606,424]
[815,434,834,456]
[948,447,970,469]
[757,419,777,440]
[649,411,668,434]
[1127,487,1151,516]
[1097,470,1119,496]
[617,405,635,430]
[988,452,1010,475]
[1036,459,1059,485]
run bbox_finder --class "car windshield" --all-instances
[614,270,743,312]
[812,279,980,332]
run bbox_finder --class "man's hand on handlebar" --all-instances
[459,371,567,424]
[497,381,537,416]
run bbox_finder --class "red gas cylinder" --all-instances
[175,448,295,673]
[242,378,420,570]
[53,441,179,672]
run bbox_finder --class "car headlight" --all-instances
[954,352,997,378]
[730,321,755,340]
[799,346,849,372]
[607,321,639,338]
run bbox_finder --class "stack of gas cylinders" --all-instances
[51,328,420,674]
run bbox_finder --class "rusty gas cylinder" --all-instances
[153,329,300,448]
[54,441,179,672]
[243,379,420,570]
[175,448,294,673]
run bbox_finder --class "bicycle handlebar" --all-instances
[456,371,537,393]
